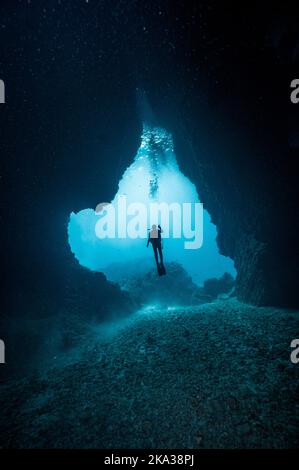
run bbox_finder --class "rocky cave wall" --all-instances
[1,1,299,318]
[138,3,299,307]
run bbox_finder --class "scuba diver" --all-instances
[147,224,166,276]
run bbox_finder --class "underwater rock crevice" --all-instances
[144,79,299,307]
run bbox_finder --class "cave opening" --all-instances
[68,121,236,304]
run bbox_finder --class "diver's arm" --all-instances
[158,225,164,233]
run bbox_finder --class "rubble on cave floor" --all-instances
[0,299,298,448]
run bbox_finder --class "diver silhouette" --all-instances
[147,224,166,276]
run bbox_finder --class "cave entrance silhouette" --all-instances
[68,123,236,287]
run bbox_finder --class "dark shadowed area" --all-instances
[0,0,298,449]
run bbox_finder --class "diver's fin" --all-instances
[160,263,166,275]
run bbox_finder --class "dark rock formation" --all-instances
[203,273,235,299]
[63,263,138,322]
[131,2,299,307]
[121,264,235,305]
[1,2,298,310]
[120,262,204,307]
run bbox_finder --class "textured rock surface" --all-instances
[1,299,298,448]
[120,262,206,307]
[1,2,298,320]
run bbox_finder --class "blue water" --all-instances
[68,124,236,285]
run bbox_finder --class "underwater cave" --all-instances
[68,120,236,294]
[1,0,298,452]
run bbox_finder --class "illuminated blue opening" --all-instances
[68,124,236,285]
